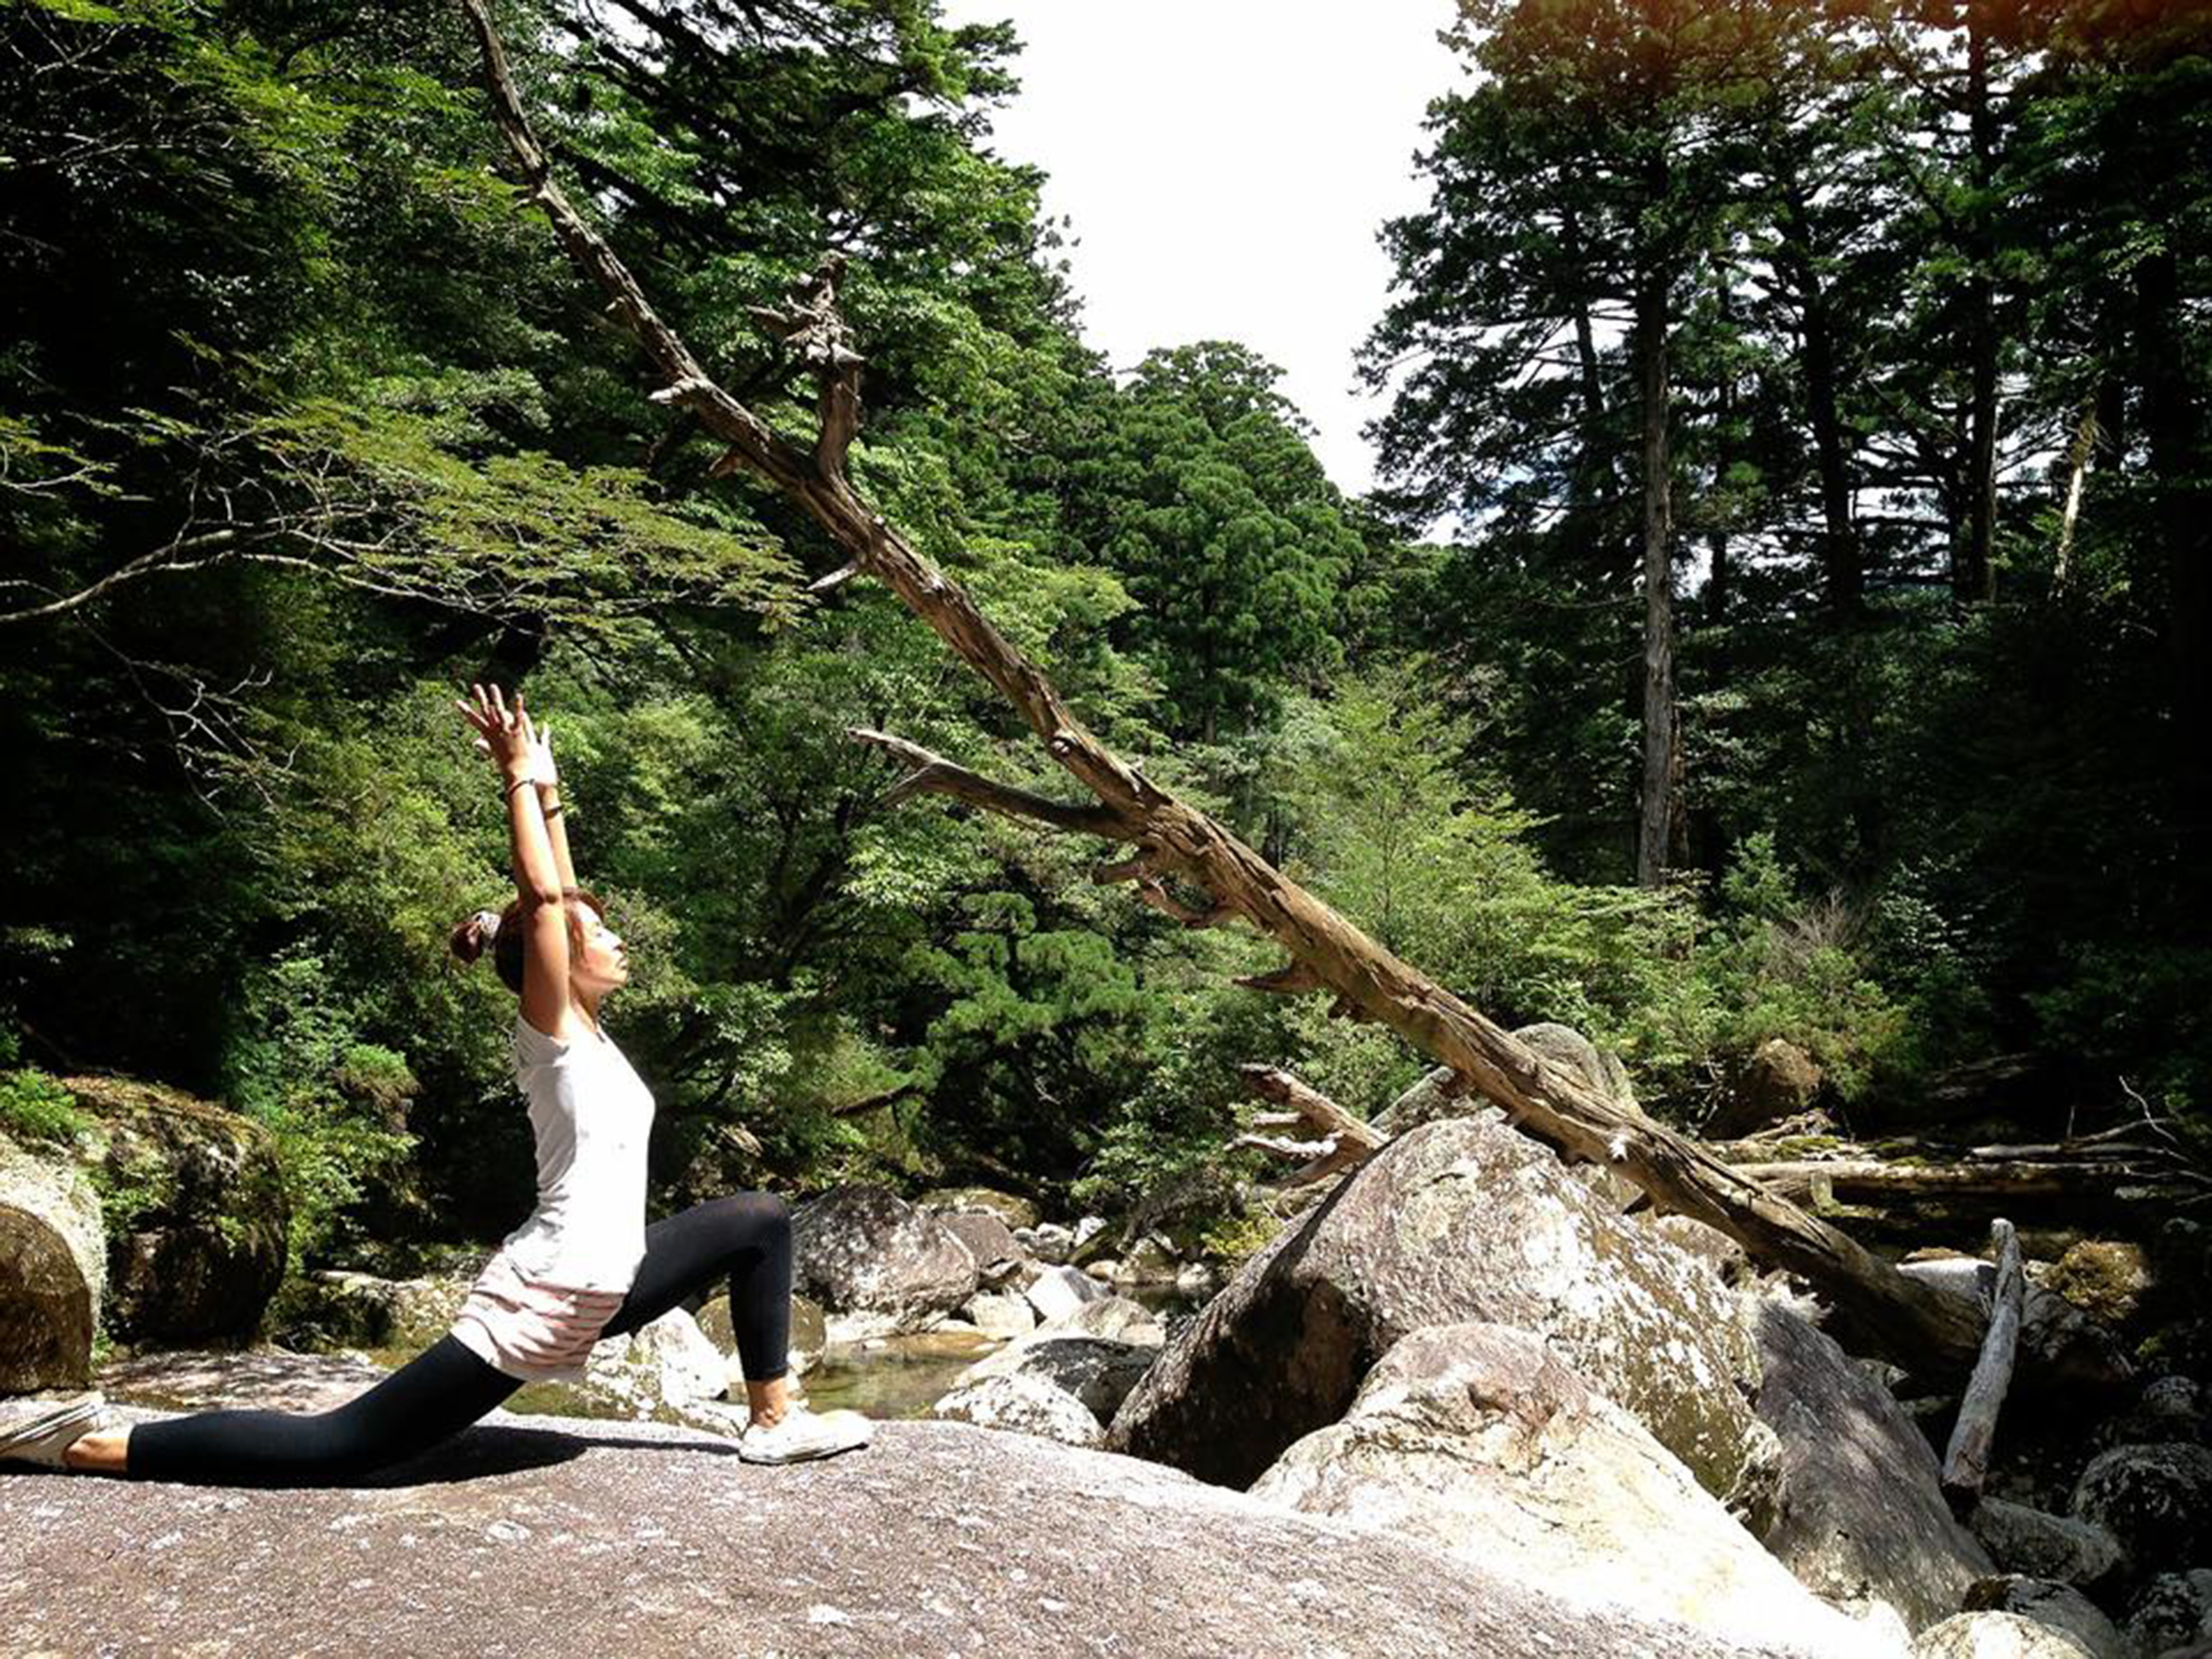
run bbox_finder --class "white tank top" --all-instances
[495,1012,656,1293]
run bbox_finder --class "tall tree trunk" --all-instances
[1561,202,1619,579]
[1957,1,2000,605]
[2139,243,2212,844]
[1636,255,1681,888]
[1777,183,1862,615]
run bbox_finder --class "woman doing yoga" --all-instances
[1,684,872,1479]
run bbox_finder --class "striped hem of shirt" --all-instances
[449,1255,631,1383]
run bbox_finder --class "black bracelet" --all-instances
[543,803,564,819]
[505,776,533,797]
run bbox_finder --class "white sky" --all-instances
[938,2,1470,497]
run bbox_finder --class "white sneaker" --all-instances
[737,1404,873,1466]
[0,1392,109,1470]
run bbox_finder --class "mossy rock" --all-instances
[0,1128,106,1391]
[2043,1239,2151,1330]
[263,1267,471,1354]
[64,1076,289,1344]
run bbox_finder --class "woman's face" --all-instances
[570,905,630,996]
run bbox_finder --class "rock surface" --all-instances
[1750,1295,1994,1630]
[792,1185,977,1335]
[915,1185,1040,1231]
[0,1131,105,1391]
[1248,1323,1883,1659]
[1050,1294,1165,1347]
[930,1369,1107,1448]
[943,1335,1155,1427]
[263,1267,470,1354]
[936,1210,1023,1285]
[1911,1611,2101,1657]
[68,1075,289,1344]
[1023,1262,1107,1325]
[1,1416,1820,1659]
[964,1289,1038,1340]
[1710,1038,1826,1139]
[1961,1577,2130,1659]
[1970,1496,2126,1591]
[580,1308,729,1413]
[1109,1117,1772,1503]
[1897,1257,2134,1396]
[2069,1441,2212,1573]
[2127,1571,2212,1658]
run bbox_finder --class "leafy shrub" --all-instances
[0,1066,88,1147]
[221,949,417,1270]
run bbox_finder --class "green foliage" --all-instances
[221,950,419,1269]
[1064,344,1357,741]
[0,1067,89,1147]
[3,0,2205,1284]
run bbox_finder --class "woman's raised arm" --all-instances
[458,683,573,1038]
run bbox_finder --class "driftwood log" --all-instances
[1940,1219,2025,1516]
[456,0,1993,1376]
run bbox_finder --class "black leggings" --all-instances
[126,1193,792,1486]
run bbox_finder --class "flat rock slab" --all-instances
[3,1417,1814,1659]
[99,1346,398,1414]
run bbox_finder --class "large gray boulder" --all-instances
[1708,1038,1826,1139]
[948,1334,1154,1420]
[2,1413,1818,1659]
[1372,1022,1639,1141]
[1250,1324,1887,1659]
[2070,1442,2212,1573]
[0,1131,105,1391]
[935,1210,1023,1285]
[1108,1116,1772,1504]
[69,1076,289,1344]
[263,1267,471,1354]
[1961,1577,2130,1659]
[914,1185,1039,1231]
[1750,1295,1994,1631]
[929,1368,1108,1448]
[1896,1257,2134,1396]
[1022,1262,1108,1325]
[2127,1571,2212,1658]
[792,1185,977,1336]
[1971,1497,2126,1591]
[1911,1612,2103,1657]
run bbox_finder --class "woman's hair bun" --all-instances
[449,908,502,966]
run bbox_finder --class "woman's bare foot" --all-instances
[61,1427,130,1475]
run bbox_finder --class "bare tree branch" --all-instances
[846,728,1130,838]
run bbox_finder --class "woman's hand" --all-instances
[456,683,536,783]
[525,718,559,795]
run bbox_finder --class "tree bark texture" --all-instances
[1776,182,1862,616]
[1635,253,1682,889]
[1958,0,2000,606]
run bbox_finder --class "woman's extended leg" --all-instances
[598,1193,794,1421]
[113,1336,523,1486]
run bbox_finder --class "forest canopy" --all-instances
[2,0,2206,1268]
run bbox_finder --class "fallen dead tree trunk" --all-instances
[1941,1219,2023,1516]
[456,0,1990,1378]
[1723,1159,2091,1205]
